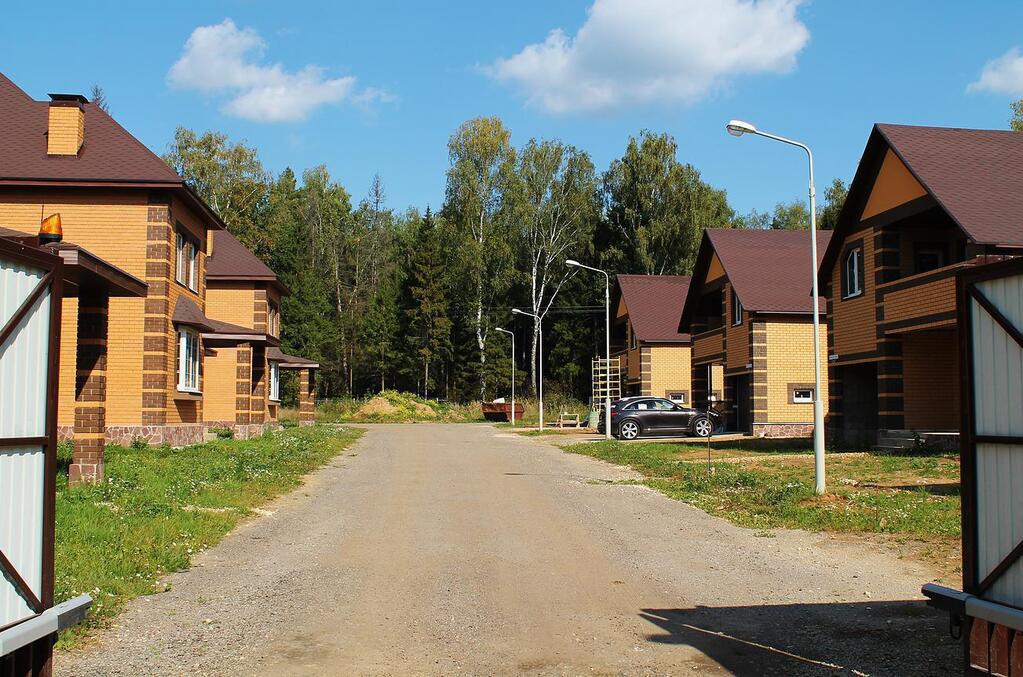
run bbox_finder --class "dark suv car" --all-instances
[598,396,722,440]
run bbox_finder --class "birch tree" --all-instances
[443,117,516,400]
[515,140,598,395]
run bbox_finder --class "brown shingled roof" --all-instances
[681,229,830,330]
[267,346,319,369]
[0,73,181,184]
[876,123,1023,247]
[0,72,225,230]
[206,230,279,281]
[615,274,691,343]
[171,297,214,332]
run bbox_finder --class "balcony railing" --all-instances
[878,256,1011,333]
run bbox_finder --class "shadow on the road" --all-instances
[640,601,961,676]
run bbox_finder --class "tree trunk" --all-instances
[476,297,486,401]
[424,358,429,400]
[529,320,539,397]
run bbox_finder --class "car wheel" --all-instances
[692,416,713,438]
[619,419,641,440]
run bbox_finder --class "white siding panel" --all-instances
[0,258,50,628]
[0,447,44,626]
[972,272,1023,608]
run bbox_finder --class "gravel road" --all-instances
[58,424,961,676]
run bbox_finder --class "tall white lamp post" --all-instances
[512,309,543,430]
[726,119,826,495]
[494,327,516,425]
[566,259,612,440]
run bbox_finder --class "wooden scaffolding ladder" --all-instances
[591,356,622,411]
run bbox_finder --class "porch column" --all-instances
[235,347,252,434]
[299,368,316,426]
[70,288,108,485]
[750,321,769,435]
[876,338,905,431]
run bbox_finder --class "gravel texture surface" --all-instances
[58,423,961,676]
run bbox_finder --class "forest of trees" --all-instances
[162,118,848,404]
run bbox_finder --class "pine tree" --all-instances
[406,208,452,398]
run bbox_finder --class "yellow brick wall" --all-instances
[724,282,750,371]
[46,106,84,155]
[647,345,692,400]
[0,190,151,426]
[203,345,239,422]
[830,226,876,357]
[765,321,829,423]
[625,321,641,382]
[165,196,208,425]
[206,283,257,328]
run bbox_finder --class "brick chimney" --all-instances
[47,93,87,155]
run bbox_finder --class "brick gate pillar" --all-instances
[70,288,108,485]
[299,368,316,426]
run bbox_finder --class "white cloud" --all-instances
[485,0,810,114]
[968,47,1023,96]
[168,19,387,122]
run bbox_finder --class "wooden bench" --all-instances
[555,413,581,428]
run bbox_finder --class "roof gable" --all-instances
[681,229,830,330]
[206,230,280,284]
[861,149,927,220]
[615,274,691,343]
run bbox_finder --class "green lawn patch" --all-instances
[563,440,960,539]
[54,424,362,647]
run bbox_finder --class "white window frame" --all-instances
[844,248,863,299]
[731,289,743,326]
[630,324,638,350]
[188,240,198,292]
[667,391,687,404]
[176,327,201,393]
[269,360,281,402]
[793,387,814,404]
[175,232,186,286]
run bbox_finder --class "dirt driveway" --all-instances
[59,424,960,676]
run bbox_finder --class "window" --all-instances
[667,391,687,404]
[175,229,200,292]
[630,324,638,350]
[792,387,814,404]
[915,245,947,274]
[268,302,280,337]
[176,328,201,393]
[268,361,280,401]
[843,247,863,298]
[652,399,676,410]
[731,289,743,326]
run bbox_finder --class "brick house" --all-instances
[0,73,225,450]
[611,275,693,403]
[818,124,1023,447]
[204,230,317,435]
[679,229,830,437]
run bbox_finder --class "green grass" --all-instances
[563,440,960,539]
[54,424,363,647]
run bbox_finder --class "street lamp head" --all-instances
[511,308,525,316]
[726,119,757,137]
[495,326,505,332]
[565,259,580,267]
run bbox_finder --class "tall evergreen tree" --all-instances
[406,208,452,398]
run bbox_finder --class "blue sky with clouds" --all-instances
[4,1,1023,217]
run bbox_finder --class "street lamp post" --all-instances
[566,259,612,440]
[726,119,826,495]
[494,327,516,425]
[512,309,543,430]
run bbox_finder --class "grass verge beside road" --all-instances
[54,424,363,647]
[563,439,961,579]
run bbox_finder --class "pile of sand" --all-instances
[414,402,438,418]
[356,396,398,418]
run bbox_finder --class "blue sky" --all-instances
[4,1,1023,217]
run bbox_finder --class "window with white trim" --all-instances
[844,248,863,298]
[175,229,200,292]
[792,387,814,404]
[176,327,201,393]
[731,289,743,326]
[269,361,280,402]
[630,324,638,350]
[667,391,687,404]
